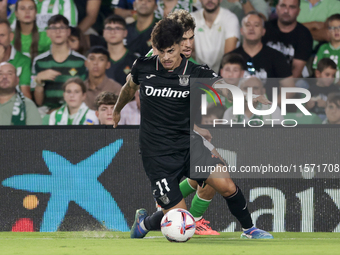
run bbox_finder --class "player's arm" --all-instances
[113,76,140,127]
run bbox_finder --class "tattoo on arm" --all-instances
[115,78,139,112]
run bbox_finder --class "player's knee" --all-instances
[206,177,236,197]
[197,184,216,200]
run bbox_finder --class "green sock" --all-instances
[179,178,196,198]
[189,193,211,219]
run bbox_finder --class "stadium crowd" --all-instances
[1,0,340,125]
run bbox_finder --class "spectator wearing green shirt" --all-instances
[313,14,340,80]
[0,62,41,125]
[12,0,51,60]
[297,0,340,49]
[8,0,78,32]
[0,18,32,99]
[32,14,87,114]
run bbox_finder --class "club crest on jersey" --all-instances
[159,194,170,205]
[178,75,190,86]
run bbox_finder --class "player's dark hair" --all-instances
[327,14,340,26]
[167,9,195,33]
[87,46,110,61]
[62,77,87,94]
[317,58,337,72]
[95,91,118,110]
[70,26,89,56]
[48,14,69,27]
[0,18,11,32]
[14,0,39,61]
[220,53,246,70]
[104,14,126,29]
[151,18,183,51]
[206,103,226,119]
[241,11,264,27]
[327,92,340,108]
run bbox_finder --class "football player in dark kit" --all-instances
[112,17,273,239]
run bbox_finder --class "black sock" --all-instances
[224,186,253,229]
[144,211,164,231]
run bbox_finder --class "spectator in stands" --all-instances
[0,18,32,99]
[323,92,340,125]
[305,58,338,119]
[95,91,118,125]
[68,27,106,55]
[223,76,283,124]
[201,103,226,125]
[0,62,41,125]
[113,0,135,19]
[216,53,246,109]
[297,0,340,50]
[262,0,313,78]
[84,46,121,110]
[126,0,157,57]
[221,0,269,24]
[7,0,79,32]
[313,14,340,80]
[73,0,101,33]
[32,15,87,115]
[154,0,192,20]
[68,26,89,56]
[103,15,138,86]
[232,11,294,102]
[48,77,98,125]
[192,0,240,73]
[13,0,51,59]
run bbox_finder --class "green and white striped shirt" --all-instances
[9,0,78,32]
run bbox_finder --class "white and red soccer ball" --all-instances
[161,209,196,242]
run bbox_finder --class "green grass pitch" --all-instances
[1,232,340,255]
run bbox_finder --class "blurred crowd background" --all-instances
[1,0,340,126]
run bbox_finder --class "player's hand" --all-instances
[253,95,271,105]
[112,110,121,128]
[36,69,61,83]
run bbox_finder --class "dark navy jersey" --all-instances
[130,55,221,157]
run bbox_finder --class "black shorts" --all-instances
[141,133,223,209]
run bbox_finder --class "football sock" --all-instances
[224,186,253,229]
[144,211,164,231]
[179,178,196,198]
[189,193,211,220]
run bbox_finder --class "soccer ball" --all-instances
[161,209,196,242]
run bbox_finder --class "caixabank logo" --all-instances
[2,140,129,232]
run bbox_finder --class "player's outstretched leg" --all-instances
[205,173,273,239]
